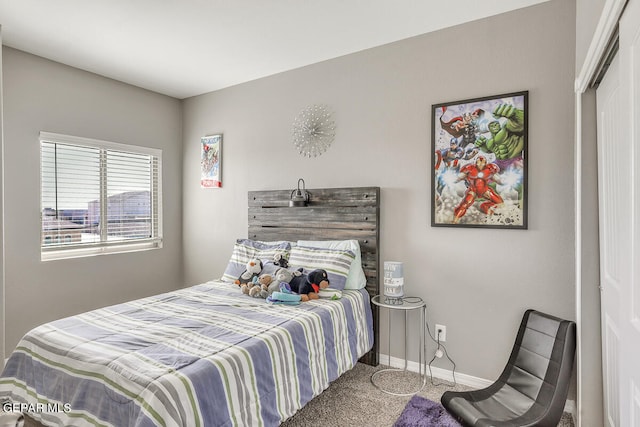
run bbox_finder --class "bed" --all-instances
[0,186,380,427]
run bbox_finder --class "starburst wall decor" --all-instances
[292,104,336,157]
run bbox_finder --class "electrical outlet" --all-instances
[435,324,447,342]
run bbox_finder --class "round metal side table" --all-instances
[370,294,427,396]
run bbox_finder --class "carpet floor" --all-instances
[280,362,576,427]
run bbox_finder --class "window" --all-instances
[40,132,162,260]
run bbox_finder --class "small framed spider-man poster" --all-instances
[201,134,222,188]
[431,91,528,229]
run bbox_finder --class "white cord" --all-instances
[425,319,458,387]
[389,297,457,388]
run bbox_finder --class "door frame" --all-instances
[0,27,4,370]
[575,1,628,426]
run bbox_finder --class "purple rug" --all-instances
[393,395,462,427]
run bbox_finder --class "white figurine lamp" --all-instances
[383,261,404,304]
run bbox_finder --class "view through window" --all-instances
[40,132,162,259]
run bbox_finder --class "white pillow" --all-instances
[297,239,367,290]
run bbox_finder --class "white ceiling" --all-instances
[0,0,549,99]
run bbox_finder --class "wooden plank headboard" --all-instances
[248,186,380,366]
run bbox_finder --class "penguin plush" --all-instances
[234,259,263,285]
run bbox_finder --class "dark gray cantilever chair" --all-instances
[441,309,576,427]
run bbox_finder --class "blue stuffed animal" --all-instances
[266,282,301,305]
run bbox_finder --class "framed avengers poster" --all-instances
[431,91,528,229]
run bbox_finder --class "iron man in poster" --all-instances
[453,156,503,224]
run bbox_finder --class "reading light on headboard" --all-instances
[289,178,309,207]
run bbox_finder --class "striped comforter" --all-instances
[0,281,373,426]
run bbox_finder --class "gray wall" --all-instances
[575,0,608,424]
[578,88,603,425]
[182,0,577,383]
[1,47,184,353]
[576,0,607,73]
[0,29,5,369]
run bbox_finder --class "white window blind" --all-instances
[40,132,162,260]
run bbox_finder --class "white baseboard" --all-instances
[380,353,492,388]
[380,352,576,416]
[565,399,577,424]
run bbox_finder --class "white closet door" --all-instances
[596,0,640,425]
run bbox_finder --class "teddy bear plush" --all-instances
[266,267,297,297]
[234,258,263,286]
[242,273,272,298]
[289,269,330,302]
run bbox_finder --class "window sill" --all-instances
[41,240,162,261]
